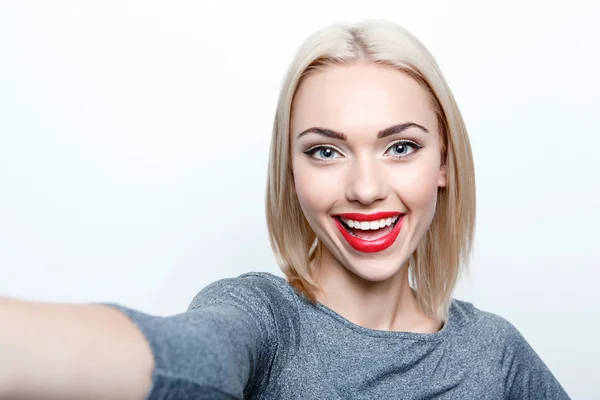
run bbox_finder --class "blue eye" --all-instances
[304,146,342,161]
[386,140,422,159]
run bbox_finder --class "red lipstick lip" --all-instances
[334,214,404,253]
[334,211,403,221]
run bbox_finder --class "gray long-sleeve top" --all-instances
[106,272,570,399]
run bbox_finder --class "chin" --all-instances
[343,255,409,283]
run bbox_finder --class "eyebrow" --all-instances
[296,122,429,140]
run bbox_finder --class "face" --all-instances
[291,62,447,283]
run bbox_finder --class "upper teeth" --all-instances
[340,216,399,230]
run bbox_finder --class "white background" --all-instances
[1,0,598,397]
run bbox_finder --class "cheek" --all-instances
[395,158,442,214]
[292,159,336,221]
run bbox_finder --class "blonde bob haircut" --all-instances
[266,19,476,322]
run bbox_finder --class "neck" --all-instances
[313,250,442,334]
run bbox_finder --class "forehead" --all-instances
[291,63,436,136]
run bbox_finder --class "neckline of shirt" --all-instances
[245,271,461,341]
[308,298,458,341]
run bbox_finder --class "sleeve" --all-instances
[500,321,571,399]
[103,275,278,400]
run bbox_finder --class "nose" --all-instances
[344,157,388,205]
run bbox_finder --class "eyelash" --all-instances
[303,140,423,162]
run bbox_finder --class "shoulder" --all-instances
[188,271,302,338]
[449,298,527,349]
[188,271,299,310]
[449,300,570,398]
[449,299,542,376]
[187,272,303,387]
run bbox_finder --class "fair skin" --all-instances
[0,298,153,399]
[291,61,447,334]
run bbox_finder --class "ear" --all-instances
[438,164,448,188]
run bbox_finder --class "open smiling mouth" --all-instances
[333,212,404,253]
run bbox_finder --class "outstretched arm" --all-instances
[0,297,154,400]
[1,274,281,400]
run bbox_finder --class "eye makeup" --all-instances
[302,139,423,163]
[383,140,423,160]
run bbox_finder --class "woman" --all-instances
[0,20,569,399]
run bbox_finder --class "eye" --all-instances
[304,146,343,161]
[385,140,422,159]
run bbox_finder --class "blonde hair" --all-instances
[266,20,476,322]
